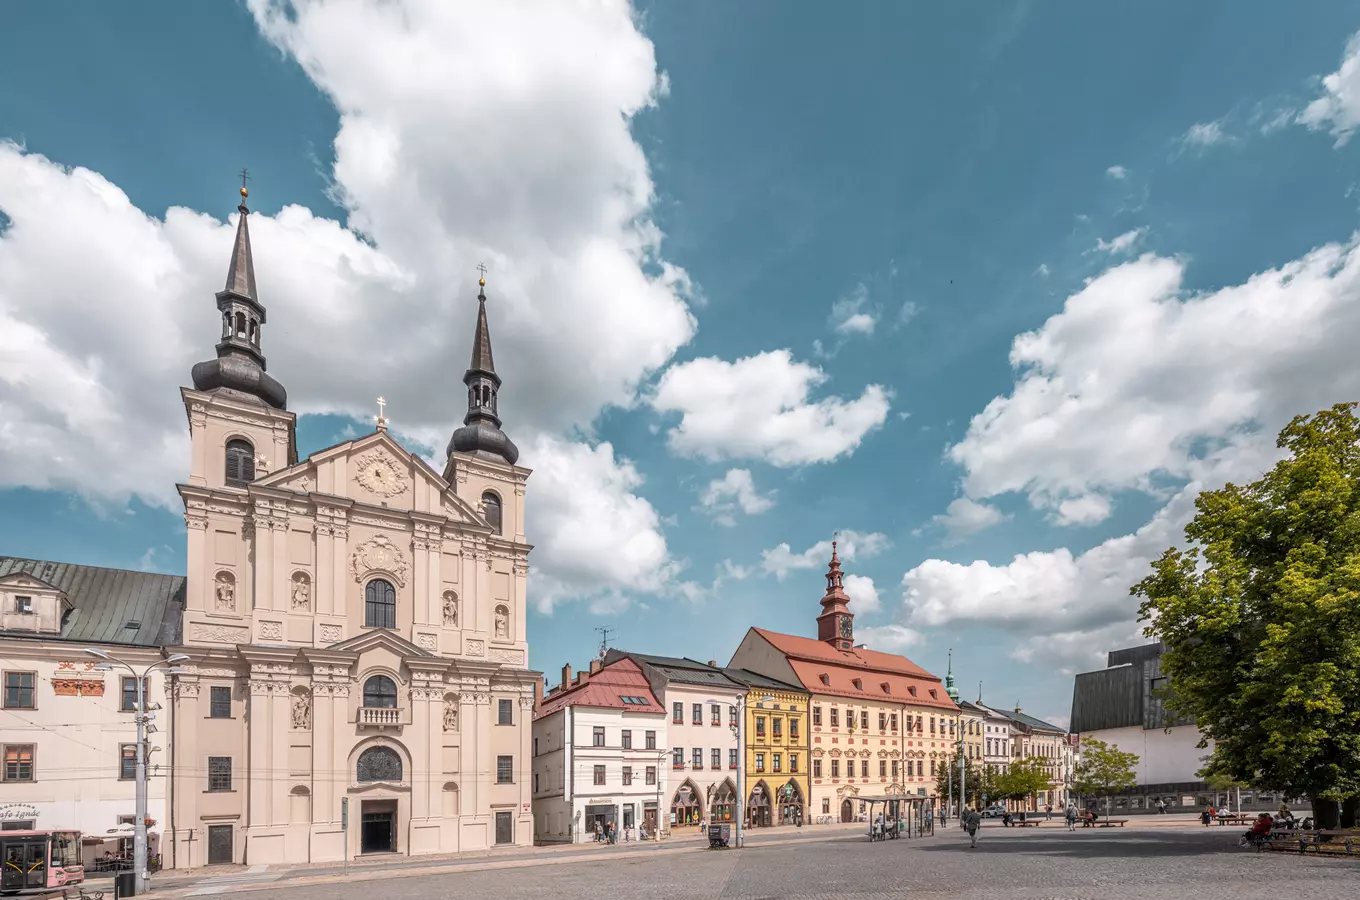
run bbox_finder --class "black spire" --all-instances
[190,177,287,409]
[447,275,518,465]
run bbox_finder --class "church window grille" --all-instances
[481,492,503,536]
[362,675,398,709]
[365,579,397,629]
[225,439,255,486]
[356,746,402,783]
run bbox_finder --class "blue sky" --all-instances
[3,0,1360,727]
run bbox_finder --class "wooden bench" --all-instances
[1264,830,1359,855]
[1014,819,1042,827]
[1213,816,1251,826]
[1097,819,1129,827]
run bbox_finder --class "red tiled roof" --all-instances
[754,628,958,711]
[534,657,665,719]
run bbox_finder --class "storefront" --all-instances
[778,780,804,825]
[584,803,616,839]
[710,782,736,823]
[746,783,772,828]
[671,784,702,827]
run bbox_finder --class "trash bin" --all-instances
[115,871,137,897]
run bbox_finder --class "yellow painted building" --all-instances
[724,668,811,827]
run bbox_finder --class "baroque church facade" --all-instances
[168,185,538,867]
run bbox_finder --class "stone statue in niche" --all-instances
[292,693,311,730]
[214,574,235,612]
[443,592,458,627]
[494,605,509,640]
[443,698,458,732]
[292,576,310,611]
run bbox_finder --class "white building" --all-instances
[532,658,667,842]
[604,652,744,827]
[0,559,179,863]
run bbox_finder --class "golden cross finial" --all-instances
[238,167,250,200]
[375,396,388,430]
[476,262,487,288]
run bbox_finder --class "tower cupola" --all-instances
[815,539,855,650]
[447,275,519,466]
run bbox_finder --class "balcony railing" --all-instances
[358,706,403,727]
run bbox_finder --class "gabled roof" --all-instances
[1006,708,1068,734]
[535,658,665,720]
[326,627,434,658]
[0,557,184,648]
[604,650,746,690]
[752,628,957,711]
[721,667,808,695]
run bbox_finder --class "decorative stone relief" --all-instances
[214,572,236,613]
[291,573,311,611]
[489,648,525,665]
[185,515,209,531]
[298,476,313,493]
[443,698,458,732]
[190,622,250,644]
[354,449,409,499]
[258,621,283,641]
[351,534,409,587]
[292,692,312,730]
[319,624,343,643]
[415,633,437,651]
[464,639,485,656]
[442,591,459,626]
[51,678,104,697]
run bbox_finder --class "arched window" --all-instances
[225,439,255,486]
[356,746,403,782]
[365,578,396,629]
[481,491,502,536]
[362,675,398,709]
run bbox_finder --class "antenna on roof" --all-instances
[595,626,614,659]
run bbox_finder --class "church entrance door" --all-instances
[360,800,397,854]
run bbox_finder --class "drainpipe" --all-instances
[168,672,177,870]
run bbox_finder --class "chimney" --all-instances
[533,676,544,706]
[707,660,717,668]
[561,663,572,692]
[589,658,603,675]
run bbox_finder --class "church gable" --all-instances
[256,430,488,527]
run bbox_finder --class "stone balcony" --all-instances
[357,706,405,729]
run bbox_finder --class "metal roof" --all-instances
[721,667,807,694]
[604,650,746,689]
[0,557,184,648]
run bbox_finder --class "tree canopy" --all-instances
[1072,737,1138,815]
[1133,403,1360,826]
[991,757,1053,805]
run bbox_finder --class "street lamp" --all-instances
[730,695,775,849]
[86,648,189,894]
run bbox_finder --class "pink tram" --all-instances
[0,831,83,895]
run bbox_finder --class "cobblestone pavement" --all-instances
[190,826,1358,900]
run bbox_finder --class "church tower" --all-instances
[815,540,854,650]
[944,649,960,702]
[183,181,296,491]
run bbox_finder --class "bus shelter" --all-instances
[859,794,936,841]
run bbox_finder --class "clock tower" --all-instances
[815,540,855,650]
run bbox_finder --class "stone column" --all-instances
[332,525,349,624]
[185,517,209,611]
[410,686,434,821]
[247,679,272,827]
[513,562,528,645]
[412,538,429,628]
[255,508,275,613]
[316,526,334,618]
[272,519,289,618]
[311,680,336,832]
[517,693,534,842]
[426,541,442,628]
[172,678,202,868]
[270,683,291,825]
[460,549,479,634]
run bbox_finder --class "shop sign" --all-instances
[0,804,39,821]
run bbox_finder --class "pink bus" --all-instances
[0,831,83,895]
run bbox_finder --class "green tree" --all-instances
[992,757,1052,810]
[934,750,986,809]
[1072,737,1138,823]
[1133,404,1360,829]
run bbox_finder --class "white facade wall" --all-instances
[532,706,667,843]
[660,683,741,817]
[1081,724,1211,786]
[0,642,169,863]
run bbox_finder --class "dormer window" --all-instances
[880,682,891,694]
[908,686,917,697]
[852,678,863,690]
[225,439,255,486]
[818,673,830,686]
[14,596,31,614]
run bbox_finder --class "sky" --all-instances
[3,0,1360,729]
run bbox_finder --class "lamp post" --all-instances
[86,648,189,894]
[730,694,774,849]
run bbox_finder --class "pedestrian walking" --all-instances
[964,806,982,848]
[1156,799,1166,814]
[1065,804,1077,832]
[1045,804,1052,821]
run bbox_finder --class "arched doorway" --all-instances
[671,781,702,827]
[711,779,737,823]
[747,781,772,828]
[778,779,804,825]
[840,798,854,823]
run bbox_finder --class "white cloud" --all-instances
[1034,263,1051,278]
[650,350,891,466]
[525,435,677,613]
[903,230,1360,670]
[930,497,1006,543]
[0,0,700,608]
[698,468,775,526]
[856,624,923,653]
[896,300,920,326]
[1299,31,1360,147]
[830,283,878,336]
[1181,120,1230,148]
[761,530,891,580]
[1053,493,1112,527]
[1105,165,1128,180]
[841,573,880,613]
[1093,227,1147,255]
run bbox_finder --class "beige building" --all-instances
[728,543,959,823]
[0,561,181,861]
[166,188,539,867]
